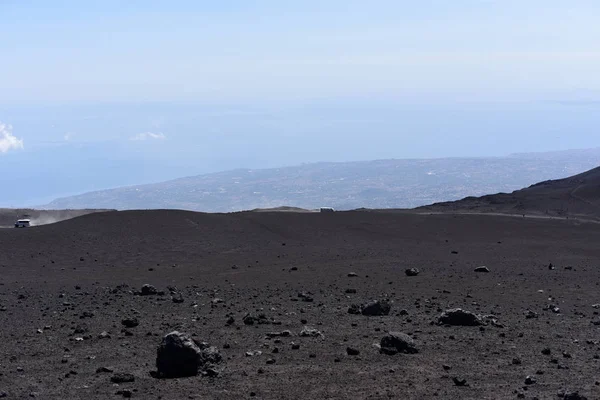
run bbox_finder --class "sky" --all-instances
[1,0,600,205]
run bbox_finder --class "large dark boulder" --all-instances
[156,331,221,378]
[361,300,391,316]
[380,332,419,355]
[438,308,482,326]
[140,284,158,296]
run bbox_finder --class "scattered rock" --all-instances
[347,304,362,315]
[265,330,292,338]
[298,292,314,302]
[156,331,222,378]
[524,376,536,385]
[347,272,358,277]
[243,313,273,325]
[171,292,184,303]
[525,310,539,319]
[474,266,490,273]
[346,347,360,356]
[110,373,135,383]
[345,288,357,294]
[96,366,114,373]
[299,326,323,338]
[558,390,588,400]
[121,318,139,328]
[438,308,482,326]
[379,332,419,355]
[360,300,391,316]
[452,377,468,386]
[140,284,158,296]
[405,268,420,277]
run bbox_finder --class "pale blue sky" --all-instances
[1,1,600,206]
[3,0,600,103]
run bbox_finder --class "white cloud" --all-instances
[130,132,166,141]
[0,122,24,153]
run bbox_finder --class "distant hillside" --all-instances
[44,148,600,212]
[420,165,600,219]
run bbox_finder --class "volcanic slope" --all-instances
[420,165,600,219]
[0,210,599,399]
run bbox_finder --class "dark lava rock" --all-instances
[452,377,468,387]
[405,268,420,277]
[360,300,391,316]
[525,310,539,319]
[299,326,323,338]
[121,318,139,328]
[171,292,184,303]
[346,347,360,356]
[110,373,135,383]
[140,284,158,296]
[156,331,222,378]
[438,308,482,326]
[265,330,292,338]
[348,304,362,315]
[474,266,490,273]
[298,292,314,302]
[541,348,552,355]
[525,375,536,385]
[558,390,588,400]
[380,332,419,355]
[243,313,272,325]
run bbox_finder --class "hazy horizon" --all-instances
[2,1,600,206]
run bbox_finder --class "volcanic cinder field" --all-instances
[0,209,599,399]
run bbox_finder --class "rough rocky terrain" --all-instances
[0,209,599,399]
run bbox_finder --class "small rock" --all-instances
[405,268,420,277]
[299,326,323,338]
[438,309,482,326]
[121,318,139,328]
[474,266,490,273]
[557,390,588,400]
[347,272,358,277]
[525,310,538,319]
[379,332,419,355]
[452,377,468,386]
[524,376,536,385]
[110,373,135,383]
[140,284,158,296]
[346,347,360,356]
[541,348,551,355]
[360,300,391,316]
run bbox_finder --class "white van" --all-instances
[14,219,31,228]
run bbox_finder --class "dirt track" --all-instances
[0,210,599,399]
